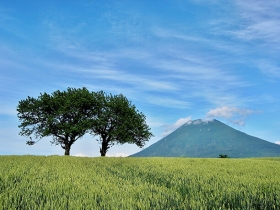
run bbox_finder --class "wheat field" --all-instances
[0,156,279,209]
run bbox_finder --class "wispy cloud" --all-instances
[161,116,192,136]
[233,1,280,44]
[257,61,280,79]
[0,6,15,29]
[42,1,275,112]
[207,107,254,118]
[145,97,191,109]
[153,27,247,57]
[0,103,17,116]
[45,62,180,93]
[73,153,89,157]
[150,26,255,107]
[229,0,280,80]
[103,4,149,43]
[107,153,129,157]
[206,106,259,126]
[90,69,179,92]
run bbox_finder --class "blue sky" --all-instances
[1,0,280,157]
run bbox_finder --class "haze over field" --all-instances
[0,1,280,156]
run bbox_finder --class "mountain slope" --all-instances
[131,119,280,158]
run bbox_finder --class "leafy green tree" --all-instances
[90,92,153,156]
[17,87,99,155]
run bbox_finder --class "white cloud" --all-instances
[72,153,89,157]
[275,141,280,145]
[192,119,214,125]
[161,116,192,137]
[106,153,129,157]
[206,106,257,126]
[207,106,254,118]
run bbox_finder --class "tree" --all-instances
[17,87,99,155]
[219,154,229,158]
[90,92,153,156]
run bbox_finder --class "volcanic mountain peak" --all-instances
[132,119,280,158]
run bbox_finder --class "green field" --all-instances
[0,156,279,209]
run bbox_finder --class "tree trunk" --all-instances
[100,150,106,156]
[100,140,109,157]
[64,144,71,156]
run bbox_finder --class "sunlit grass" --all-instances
[0,156,279,209]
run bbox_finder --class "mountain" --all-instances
[131,119,280,158]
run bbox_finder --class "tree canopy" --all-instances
[17,87,99,155]
[90,91,153,156]
[17,88,153,156]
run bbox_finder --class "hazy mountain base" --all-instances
[132,119,280,158]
